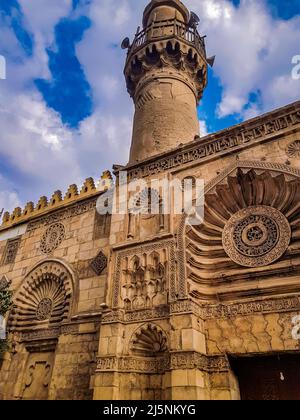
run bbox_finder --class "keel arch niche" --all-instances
[129,323,168,357]
[8,260,74,332]
[179,161,300,297]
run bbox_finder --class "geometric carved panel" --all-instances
[2,237,21,265]
[90,251,107,275]
[113,240,176,308]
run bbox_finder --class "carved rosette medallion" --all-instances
[286,140,300,158]
[222,206,291,267]
[36,298,53,321]
[40,223,65,254]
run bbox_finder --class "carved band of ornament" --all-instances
[170,296,300,320]
[101,310,124,324]
[96,356,169,373]
[18,324,79,342]
[102,296,300,325]
[170,301,202,317]
[19,328,61,342]
[112,240,176,308]
[101,307,170,324]
[126,108,300,180]
[26,197,97,232]
[170,352,229,372]
[96,353,229,373]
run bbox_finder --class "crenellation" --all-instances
[0,171,113,231]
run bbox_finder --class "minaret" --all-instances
[123,0,208,164]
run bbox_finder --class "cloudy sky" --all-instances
[0,0,299,215]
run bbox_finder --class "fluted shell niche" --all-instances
[130,324,168,356]
[185,168,300,294]
[8,262,73,332]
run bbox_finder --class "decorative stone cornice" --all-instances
[122,101,300,180]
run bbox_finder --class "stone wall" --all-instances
[0,196,109,400]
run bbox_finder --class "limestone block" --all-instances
[210,372,229,389]
[171,369,188,387]
[181,329,206,353]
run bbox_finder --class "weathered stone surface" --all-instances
[1,0,300,402]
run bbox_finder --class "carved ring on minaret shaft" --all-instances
[124,0,209,163]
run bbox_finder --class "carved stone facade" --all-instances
[0,0,300,401]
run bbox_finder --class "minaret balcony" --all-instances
[127,18,206,63]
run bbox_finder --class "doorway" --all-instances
[231,354,300,400]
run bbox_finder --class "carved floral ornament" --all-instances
[286,140,300,158]
[40,223,65,254]
[185,167,300,284]
[8,261,73,333]
[90,250,107,275]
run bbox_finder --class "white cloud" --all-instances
[186,0,300,118]
[199,119,209,137]
[0,191,21,214]
[0,0,135,212]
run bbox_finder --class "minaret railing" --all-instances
[128,18,206,59]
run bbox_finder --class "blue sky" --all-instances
[0,0,299,214]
